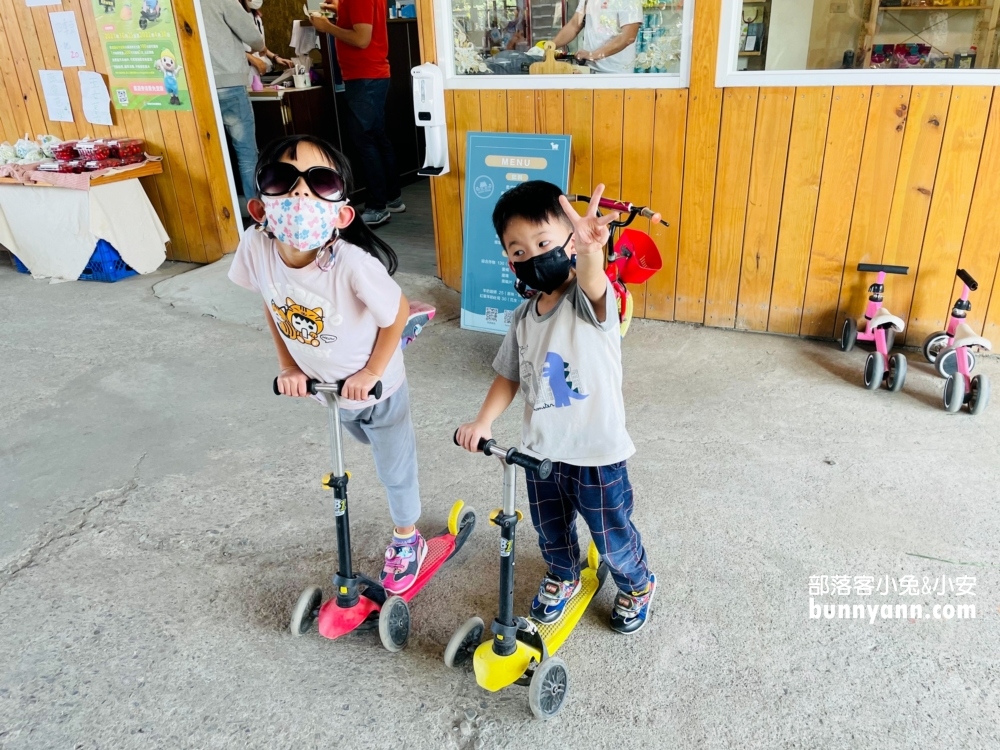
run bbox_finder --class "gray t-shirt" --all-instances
[493,279,635,467]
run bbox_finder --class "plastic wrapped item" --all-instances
[17,149,46,165]
[106,138,144,159]
[51,140,80,161]
[37,159,85,173]
[76,140,112,159]
[82,157,124,171]
[121,153,146,165]
[0,142,16,165]
[14,135,38,159]
[38,134,63,158]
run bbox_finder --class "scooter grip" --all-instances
[274,377,382,399]
[509,452,553,481]
[957,268,979,291]
[451,429,492,454]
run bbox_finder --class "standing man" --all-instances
[310,0,404,226]
[203,0,265,214]
[551,0,642,74]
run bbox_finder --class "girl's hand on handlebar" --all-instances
[559,183,618,257]
[276,365,310,398]
[456,421,491,453]
[343,368,380,402]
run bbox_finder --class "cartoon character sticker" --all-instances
[153,49,182,106]
[271,297,339,347]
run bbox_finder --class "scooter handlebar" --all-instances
[452,429,553,480]
[272,377,383,399]
[957,268,979,291]
[858,263,908,275]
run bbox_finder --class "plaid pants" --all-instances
[525,461,650,593]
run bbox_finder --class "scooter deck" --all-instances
[399,532,456,603]
[534,563,606,656]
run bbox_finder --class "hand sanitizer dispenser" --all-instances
[411,63,448,177]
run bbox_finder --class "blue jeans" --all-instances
[217,85,258,199]
[526,461,650,593]
[343,78,400,211]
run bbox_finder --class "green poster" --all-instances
[91,0,191,111]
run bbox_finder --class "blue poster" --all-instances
[460,132,572,335]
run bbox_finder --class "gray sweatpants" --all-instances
[340,379,421,528]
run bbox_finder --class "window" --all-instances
[438,0,694,88]
[718,0,1000,86]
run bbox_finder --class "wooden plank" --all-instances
[675,88,723,322]
[0,161,163,187]
[0,10,35,139]
[878,87,950,328]
[175,111,220,264]
[535,90,564,135]
[436,90,464,290]
[0,0,51,138]
[834,86,910,335]
[156,111,205,260]
[620,90,655,318]
[736,87,794,331]
[767,87,832,335]
[414,0,437,63]
[564,90,593,196]
[906,87,993,344]
[74,0,126,137]
[645,89,688,322]
[15,3,71,139]
[453,90,481,229]
[592,91,624,200]
[28,7,70,140]
[967,95,1000,341]
[120,108,165,241]
[0,26,22,141]
[61,0,112,139]
[140,109,190,262]
[479,90,508,132]
[688,0,721,91]
[704,87,758,329]
[800,87,871,339]
[507,90,535,133]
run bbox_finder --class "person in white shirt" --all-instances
[551,0,642,74]
[240,0,291,84]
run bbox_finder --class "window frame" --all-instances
[435,0,695,89]
[716,0,1000,88]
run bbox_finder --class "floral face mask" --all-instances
[261,195,346,252]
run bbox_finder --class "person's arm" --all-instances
[576,22,640,62]
[456,375,520,452]
[267,303,312,397]
[551,13,584,49]
[558,184,624,316]
[223,2,265,52]
[247,52,268,75]
[341,294,408,401]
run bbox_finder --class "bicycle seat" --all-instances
[953,322,992,351]
[870,307,904,332]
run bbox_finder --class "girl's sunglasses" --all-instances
[256,162,345,202]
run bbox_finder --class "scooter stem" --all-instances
[323,392,354,583]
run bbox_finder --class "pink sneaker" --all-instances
[380,530,427,594]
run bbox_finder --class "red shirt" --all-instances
[336,0,390,80]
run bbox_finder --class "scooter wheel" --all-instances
[840,318,858,353]
[886,352,907,393]
[864,352,884,391]
[444,616,484,668]
[528,657,569,720]
[969,374,990,416]
[922,331,949,364]
[448,500,477,537]
[936,346,976,378]
[943,374,965,414]
[290,586,322,637]
[379,595,411,652]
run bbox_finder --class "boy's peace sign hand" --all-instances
[558,183,619,257]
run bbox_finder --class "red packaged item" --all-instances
[38,160,84,173]
[106,138,144,159]
[51,141,80,161]
[82,158,124,171]
[76,140,112,160]
[121,153,146,165]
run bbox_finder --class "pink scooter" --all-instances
[840,263,909,392]
[923,270,992,415]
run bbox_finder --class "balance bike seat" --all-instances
[954,322,992,351]
[870,307,904,332]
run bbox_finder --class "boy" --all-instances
[456,180,655,634]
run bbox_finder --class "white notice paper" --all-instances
[38,70,73,122]
[50,11,86,67]
[26,0,61,6]
[79,71,113,126]
[744,35,757,53]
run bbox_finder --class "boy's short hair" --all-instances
[492,180,572,249]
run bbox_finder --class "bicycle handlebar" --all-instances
[272,378,383,399]
[957,268,979,291]
[452,430,553,480]
[858,263,909,275]
[566,194,669,227]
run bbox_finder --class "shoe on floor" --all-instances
[362,207,391,226]
[530,573,581,624]
[380,530,427,594]
[387,197,406,213]
[401,302,436,350]
[610,573,656,634]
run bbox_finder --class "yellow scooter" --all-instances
[444,434,607,719]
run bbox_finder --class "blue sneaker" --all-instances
[530,573,581,624]
[610,573,656,634]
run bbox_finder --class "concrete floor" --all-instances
[1,255,999,749]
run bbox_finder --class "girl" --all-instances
[228,135,426,594]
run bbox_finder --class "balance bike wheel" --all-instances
[290,586,322,636]
[943,374,965,414]
[936,346,976,378]
[528,657,569,720]
[840,318,857,352]
[886,353,907,393]
[864,352,884,391]
[444,616,484,668]
[379,595,411,652]
[969,374,990,416]
[922,331,949,364]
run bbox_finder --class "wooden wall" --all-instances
[0,0,238,263]
[422,0,1000,345]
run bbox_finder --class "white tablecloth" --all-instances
[0,180,169,281]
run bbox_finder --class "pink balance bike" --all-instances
[921,269,992,415]
[840,263,909,392]
[275,378,476,651]
[564,195,668,337]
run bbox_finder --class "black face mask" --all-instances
[511,234,573,295]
